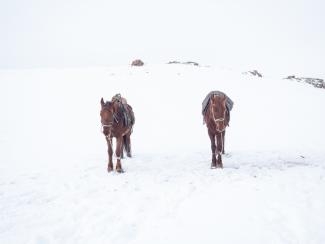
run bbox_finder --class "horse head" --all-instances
[210,94,227,132]
[100,98,117,137]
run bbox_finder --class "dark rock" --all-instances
[167,61,181,64]
[131,59,144,66]
[249,70,262,77]
[242,70,263,78]
[183,61,199,66]
[167,61,199,66]
[285,76,325,89]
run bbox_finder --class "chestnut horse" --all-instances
[203,91,233,168]
[100,95,135,173]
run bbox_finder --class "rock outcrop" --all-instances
[167,61,199,66]
[131,59,144,66]
[285,76,325,89]
[243,70,263,78]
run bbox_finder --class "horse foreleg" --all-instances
[222,130,226,154]
[106,137,113,172]
[216,132,223,168]
[115,136,124,173]
[209,131,217,168]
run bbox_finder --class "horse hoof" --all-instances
[116,168,124,173]
[107,167,113,173]
[216,164,223,169]
[127,153,132,158]
[211,163,217,169]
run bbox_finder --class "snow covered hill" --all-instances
[0,64,324,244]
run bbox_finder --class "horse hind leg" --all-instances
[115,136,124,173]
[121,144,124,159]
[123,133,132,157]
[223,109,230,155]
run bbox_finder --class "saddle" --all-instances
[112,94,135,127]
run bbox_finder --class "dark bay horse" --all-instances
[100,95,135,173]
[202,91,233,168]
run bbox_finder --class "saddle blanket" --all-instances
[202,91,234,116]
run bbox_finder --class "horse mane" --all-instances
[111,99,135,127]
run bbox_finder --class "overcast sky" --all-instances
[2,0,324,75]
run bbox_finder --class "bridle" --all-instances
[101,108,119,139]
[102,122,113,128]
[210,104,226,133]
[101,122,112,139]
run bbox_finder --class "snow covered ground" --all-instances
[0,64,324,244]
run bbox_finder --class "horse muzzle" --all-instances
[102,123,113,136]
[215,119,225,133]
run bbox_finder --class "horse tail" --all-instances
[123,134,130,157]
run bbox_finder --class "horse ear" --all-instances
[100,97,105,107]
[211,95,216,104]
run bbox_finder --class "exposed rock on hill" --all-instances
[131,59,144,66]
[285,75,324,89]
[243,70,263,77]
[167,61,199,66]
